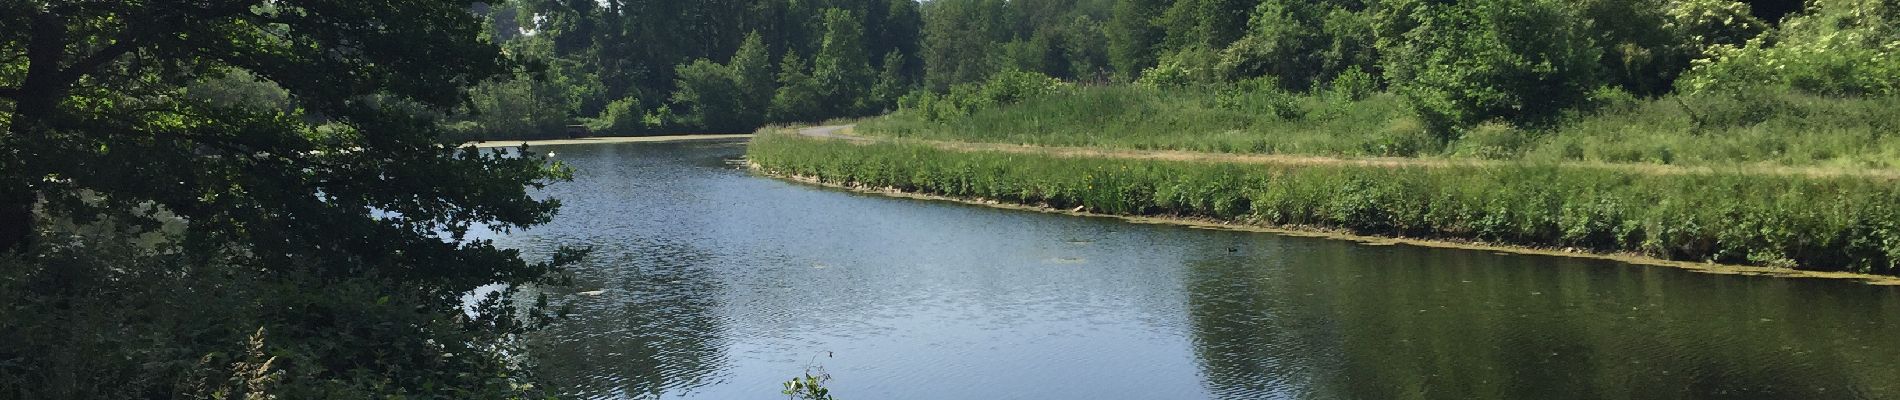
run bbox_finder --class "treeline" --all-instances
[458,0,1894,139]
[905,0,1896,136]
[452,0,924,139]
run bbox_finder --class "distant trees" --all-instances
[922,0,1014,90]
[1109,0,1170,80]
[814,9,878,117]
[444,0,1894,138]
[451,0,926,137]
[772,51,827,122]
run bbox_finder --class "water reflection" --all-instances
[1187,239,1900,399]
[503,140,1900,399]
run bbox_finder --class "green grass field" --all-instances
[859,86,1900,169]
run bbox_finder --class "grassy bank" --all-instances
[749,133,1900,275]
[860,85,1900,169]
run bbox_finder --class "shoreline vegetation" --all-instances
[744,0,1900,283]
[747,129,1900,281]
[750,157,1900,286]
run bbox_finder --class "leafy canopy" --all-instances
[1,0,577,395]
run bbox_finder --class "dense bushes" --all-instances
[0,204,565,399]
[750,134,1900,274]
[1377,0,1604,134]
[1680,0,1900,96]
[871,84,1426,156]
[899,69,1069,121]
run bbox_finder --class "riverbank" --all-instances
[746,131,1900,283]
[469,133,752,148]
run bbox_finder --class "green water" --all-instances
[496,140,1900,399]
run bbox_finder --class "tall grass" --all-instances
[750,134,1900,275]
[859,85,1900,169]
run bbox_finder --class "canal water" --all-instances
[496,140,1900,400]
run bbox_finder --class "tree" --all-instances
[733,31,777,128]
[1679,0,1894,95]
[0,0,574,395]
[1109,0,1171,81]
[883,0,928,83]
[813,8,877,116]
[673,59,749,132]
[1377,0,1605,134]
[873,50,913,109]
[1161,0,1258,51]
[1217,0,1330,89]
[771,51,826,122]
[923,0,1013,89]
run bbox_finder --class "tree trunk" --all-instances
[0,13,63,253]
[0,193,30,253]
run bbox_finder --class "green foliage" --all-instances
[673,59,753,132]
[872,51,913,111]
[1136,47,1223,88]
[183,69,294,112]
[588,96,650,135]
[1328,67,1380,101]
[863,83,1900,168]
[814,9,878,117]
[1216,0,1377,91]
[899,69,1067,122]
[781,370,838,400]
[0,0,579,396]
[733,32,777,125]
[922,0,1014,90]
[455,74,574,140]
[1160,0,1257,51]
[752,135,1900,274]
[1378,0,1605,134]
[454,0,925,136]
[1216,77,1304,120]
[1109,0,1171,81]
[772,51,828,123]
[0,231,575,398]
[1680,0,1900,96]
[871,85,1419,156]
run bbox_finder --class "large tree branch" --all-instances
[52,39,139,88]
[43,0,266,96]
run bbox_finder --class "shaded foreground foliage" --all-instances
[2,0,579,397]
[750,134,1900,275]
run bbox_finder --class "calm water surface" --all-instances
[496,141,1900,400]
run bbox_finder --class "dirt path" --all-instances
[794,125,1900,179]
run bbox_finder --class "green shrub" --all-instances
[1450,121,1534,160]
[1327,67,1379,101]
[898,69,1066,122]
[1378,0,1604,135]
[1680,0,1900,96]
[1137,47,1222,88]
[1216,76,1304,119]
[587,96,646,135]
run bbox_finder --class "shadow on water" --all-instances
[526,237,729,399]
[1185,234,1900,399]
[500,140,1900,400]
